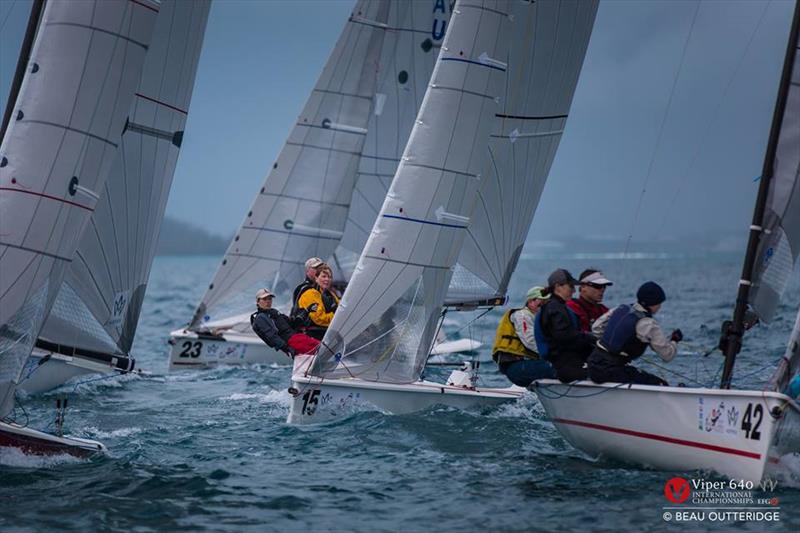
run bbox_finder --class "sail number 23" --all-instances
[179,341,203,358]
[741,403,763,440]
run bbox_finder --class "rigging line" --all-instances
[0,0,18,34]
[653,0,772,239]
[622,0,702,258]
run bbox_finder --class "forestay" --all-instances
[312,0,512,383]
[335,0,451,278]
[447,0,598,305]
[38,0,211,356]
[0,0,157,416]
[188,1,389,329]
[748,16,800,323]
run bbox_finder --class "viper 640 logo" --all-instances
[664,477,691,504]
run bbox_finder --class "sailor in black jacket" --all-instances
[539,269,596,383]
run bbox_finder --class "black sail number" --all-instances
[301,389,321,416]
[741,403,763,440]
[179,340,203,358]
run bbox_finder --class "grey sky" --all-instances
[1,0,795,250]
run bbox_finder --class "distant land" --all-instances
[156,216,747,257]
[156,217,228,256]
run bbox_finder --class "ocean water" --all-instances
[1,254,799,532]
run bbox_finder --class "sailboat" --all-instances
[532,1,800,482]
[168,0,469,370]
[287,0,599,424]
[16,0,211,395]
[0,0,158,455]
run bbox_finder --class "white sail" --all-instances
[312,0,513,382]
[0,0,157,416]
[189,0,390,328]
[38,0,211,357]
[748,18,800,322]
[447,0,598,305]
[335,0,451,277]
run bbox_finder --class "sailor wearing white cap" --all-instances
[567,268,614,333]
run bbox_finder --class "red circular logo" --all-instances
[664,477,691,504]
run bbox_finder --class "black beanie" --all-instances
[637,281,666,307]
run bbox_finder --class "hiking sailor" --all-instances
[491,286,556,387]
[251,288,320,357]
[587,281,683,386]
[567,268,613,332]
[539,269,596,383]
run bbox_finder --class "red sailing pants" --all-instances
[288,333,320,355]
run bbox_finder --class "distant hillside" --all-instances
[156,217,229,256]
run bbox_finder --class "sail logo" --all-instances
[108,290,130,327]
[664,477,691,504]
[727,405,740,427]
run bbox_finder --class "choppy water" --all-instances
[1,254,799,531]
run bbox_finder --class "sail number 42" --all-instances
[741,403,763,440]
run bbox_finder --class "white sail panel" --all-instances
[749,20,800,322]
[39,0,211,355]
[446,0,598,305]
[336,0,451,278]
[189,0,389,328]
[0,0,157,416]
[313,0,512,382]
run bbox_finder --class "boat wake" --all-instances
[0,446,85,468]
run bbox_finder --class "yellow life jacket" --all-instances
[491,309,537,360]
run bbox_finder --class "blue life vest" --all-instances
[599,304,649,360]
[535,307,579,361]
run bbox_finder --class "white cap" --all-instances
[580,271,613,286]
[255,288,275,300]
[305,257,324,270]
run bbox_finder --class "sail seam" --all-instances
[285,141,361,157]
[228,253,304,265]
[433,84,497,100]
[363,254,452,270]
[0,187,94,211]
[0,241,73,262]
[241,226,341,241]
[259,191,350,208]
[47,22,149,50]
[18,120,119,148]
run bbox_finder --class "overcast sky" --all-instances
[1,0,795,250]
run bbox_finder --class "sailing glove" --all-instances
[670,329,683,343]
[284,346,297,358]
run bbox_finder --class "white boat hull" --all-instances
[19,348,128,395]
[288,355,523,424]
[168,328,483,371]
[168,328,290,369]
[0,420,105,458]
[532,380,800,482]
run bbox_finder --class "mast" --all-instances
[0,0,45,143]
[720,1,800,388]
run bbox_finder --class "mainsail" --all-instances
[335,0,452,277]
[0,0,157,416]
[312,0,514,382]
[748,6,800,323]
[189,0,390,328]
[311,0,598,383]
[447,0,598,305]
[38,0,211,358]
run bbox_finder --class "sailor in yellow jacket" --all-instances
[296,263,340,340]
[491,286,556,387]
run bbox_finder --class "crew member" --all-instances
[251,288,320,357]
[491,286,556,387]
[291,257,324,321]
[296,263,340,340]
[587,281,682,386]
[567,268,613,333]
[539,268,596,383]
